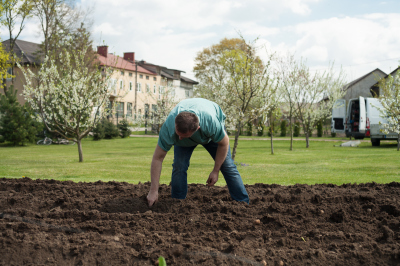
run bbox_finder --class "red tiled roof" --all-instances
[96,53,155,75]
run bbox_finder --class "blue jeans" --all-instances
[171,141,249,203]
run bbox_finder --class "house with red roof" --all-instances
[96,46,198,123]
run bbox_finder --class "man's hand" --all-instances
[206,170,219,186]
[147,190,159,207]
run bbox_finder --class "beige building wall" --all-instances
[2,66,35,105]
[108,68,165,123]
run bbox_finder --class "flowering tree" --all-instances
[292,61,347,148]
[377,68,400,151]
[19,39,114,162]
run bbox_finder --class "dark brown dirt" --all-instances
[1,177,400,266]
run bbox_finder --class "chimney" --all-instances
[97,46,108,57]
[123,52,135,62]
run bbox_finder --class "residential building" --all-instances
[341,68,387,102]
[1,39,42,104]
[0,39,198,124]
[96,46,198,124]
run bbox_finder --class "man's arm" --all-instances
[206,132,229,186]
[147,144,168,206]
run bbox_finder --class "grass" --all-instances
[0,137,399,186]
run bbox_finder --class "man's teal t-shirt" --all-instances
[158,98,226,152]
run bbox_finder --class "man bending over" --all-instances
[147,98,249,206]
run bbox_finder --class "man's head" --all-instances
[175,112,200,140]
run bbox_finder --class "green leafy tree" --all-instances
[0,40,13,91]
[0,85,38,145]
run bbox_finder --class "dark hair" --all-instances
[175,112,199,133]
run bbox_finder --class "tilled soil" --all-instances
[1,177,400,266]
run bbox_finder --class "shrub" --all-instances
[257,120,264,136]
[293,122,300,137]
[280,120,287,137]
[0,135,4,143]
[118,119,131,138]
[104,119,119,139]
[317,120,323,137]
[92,119,105,140]
[331,132,337,137]
[246,121,252,136]
[0,86,39,145]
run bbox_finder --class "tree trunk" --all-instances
[305,131,310,148]
[77,139,84,162]
[232,122,241,161]
[290,120,293,151]
[270,133,274,155]
[398,134,400,151]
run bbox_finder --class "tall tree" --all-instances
[31,0,88,57]
[19,33,114,162]
[0,0,33,87]
[377,67,400,151]
[193,38,246,103]
[194,37,274,160]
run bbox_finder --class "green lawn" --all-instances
[0,137,399,186]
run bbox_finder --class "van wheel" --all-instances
[371,139,380,146]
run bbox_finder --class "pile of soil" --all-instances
[1,177,400,266]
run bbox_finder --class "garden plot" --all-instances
[1,178,400,265]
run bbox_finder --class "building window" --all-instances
[153,77,156,81]
[109,78,117,94]
[153,85,156,94]
[127,102,133,117]
[120,71,124,75]
[168,81,173,87]
[185,90,190,98]
[129,81,133,91]
[146,75,149,80]
[139,74,143,79]
[116,102,124,118]
[129,72,132,77]
[120,80,124,90]
[146,84,150,93]
[137,82,141,92]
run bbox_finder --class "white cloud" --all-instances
[282,0,321,15]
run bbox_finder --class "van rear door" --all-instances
[331,99,346,133]
[359,96,366,133]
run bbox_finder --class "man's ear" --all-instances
[198,126,200,130]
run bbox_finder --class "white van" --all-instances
[331,96,398,146]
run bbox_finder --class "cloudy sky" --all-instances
[2,0,400,82]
